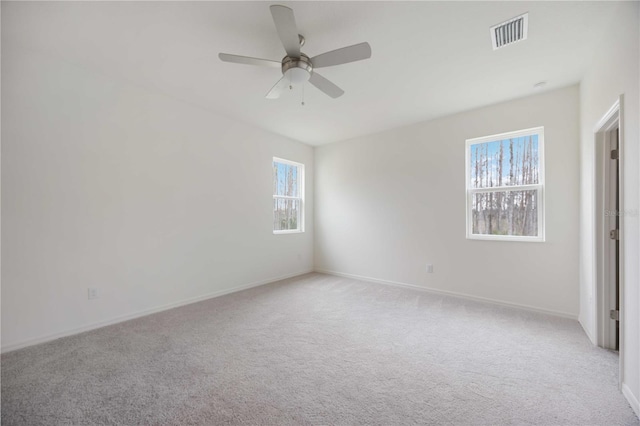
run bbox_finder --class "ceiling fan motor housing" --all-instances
[282,54,312,84]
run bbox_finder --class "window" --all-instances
[465,127,544,242]
[273,157,304,233]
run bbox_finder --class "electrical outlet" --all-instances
[88,288,100,300]
[426,264,434,274]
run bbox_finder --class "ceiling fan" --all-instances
[219,4,372,99]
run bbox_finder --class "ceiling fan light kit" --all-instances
[282,54,312,85]
[219,4,372,100]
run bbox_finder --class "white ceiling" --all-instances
[2,1,620,145]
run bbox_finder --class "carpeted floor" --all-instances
[2,273,639,425]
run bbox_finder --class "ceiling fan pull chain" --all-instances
[301,83,305,106]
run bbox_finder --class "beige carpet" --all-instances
[2,273,639,425]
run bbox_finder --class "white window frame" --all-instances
[273,157,305,234]
[465,126,545,242]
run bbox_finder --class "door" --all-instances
[607,127,620,350]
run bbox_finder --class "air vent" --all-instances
[490,13,528,50]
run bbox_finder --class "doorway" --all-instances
[594,97,624,386]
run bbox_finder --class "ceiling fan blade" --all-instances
[309,72,344,98]
[266,76,290,99]
[311,42,372,68]
[270,5,301,58]
[219,53,281,68]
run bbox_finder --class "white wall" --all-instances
[578,1,640,414]
[1,45,314,351]
[315,85,580,318]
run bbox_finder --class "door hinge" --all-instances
[609,229,619,240]
[611,149,619,160]
[610,309,619,321]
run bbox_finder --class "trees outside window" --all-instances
[465,127,544,242]
[273,158,304,233]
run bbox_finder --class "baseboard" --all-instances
[622,383,640,418]
[1,269,313,354]
[578,314,597,345]
[315,269,578,320]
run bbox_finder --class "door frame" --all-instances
[593,95,624,387]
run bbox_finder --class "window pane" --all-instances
[471,190,538,237]
[273,198,300,231]
[273,162,299,197]
[469,135,540,189]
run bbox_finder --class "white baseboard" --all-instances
[622,383,640,418]
[578,315,597,344]
[1,269,313,354]
[315,269,578,320]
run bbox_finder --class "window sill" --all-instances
[467,234,545,242]
[273,230,305,235]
